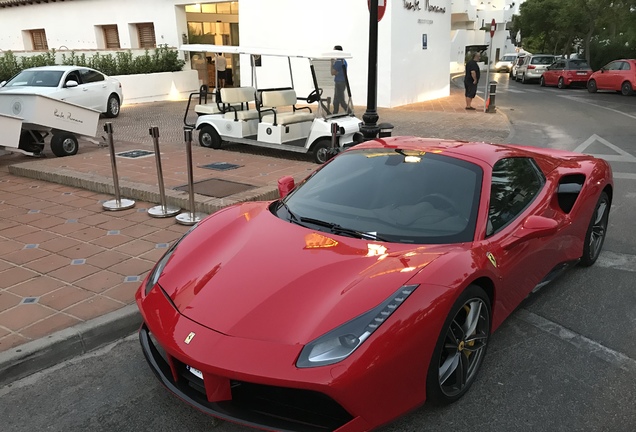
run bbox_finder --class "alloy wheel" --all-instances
[438,297,490,398]
[589,197,608,261]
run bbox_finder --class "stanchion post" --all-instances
[487,81,497,113]
[147,126,181,218]
[176,128,207,226]
[102,122,135,211]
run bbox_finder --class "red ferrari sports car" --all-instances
[136,137,613,432]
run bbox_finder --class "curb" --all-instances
[0,304,141,387]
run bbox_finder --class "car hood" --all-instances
[157,202,453,345]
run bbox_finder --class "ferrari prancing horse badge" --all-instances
[487,252,497,268]
[184,332,196,344]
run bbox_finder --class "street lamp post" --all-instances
[361,0,380,140]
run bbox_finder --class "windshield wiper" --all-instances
[278,201,303,225]
[299,217,388,241]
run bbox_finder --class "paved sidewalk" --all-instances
[0,85,509,385]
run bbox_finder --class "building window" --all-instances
[137,23,156,48]
[185,2,238,14]
[103,25,120,49]
[30,29,48,51]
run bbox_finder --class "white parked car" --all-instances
[0,65,123,117]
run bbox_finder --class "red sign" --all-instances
[368,0,387,22]
[490,18,497,38]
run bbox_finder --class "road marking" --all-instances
[614,172,636,180]
[574,134,636,163]
[597,250,636,272]
[515,309,636,373]
[504,88,525,93]
[524,89,544,93]
[558,94,636,121]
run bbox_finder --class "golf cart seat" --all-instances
[259,89,314,126]
[221,86,260,121]
[195,103,224,115]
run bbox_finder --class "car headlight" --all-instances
[144,224,197,296]
[296,284,418,368]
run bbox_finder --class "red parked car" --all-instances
[541,58,593,88]
[587,59,636,95]
[137,137,613,432]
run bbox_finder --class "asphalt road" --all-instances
[2,76,636,432]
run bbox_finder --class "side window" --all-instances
[487,158,545,236]
[608,62,621,71]
[80,69,105,83]
[621,62,631,71]
[65,71,82,86]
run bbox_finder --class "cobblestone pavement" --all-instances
[0,85,509,356]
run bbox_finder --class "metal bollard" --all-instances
[486,81,497,113]
[176,128,208,226]
[148,126,181,218]
[102,122,135,211]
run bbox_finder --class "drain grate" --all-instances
[175,178,255,198]
[116,149,155,159]
[200,162,243,171]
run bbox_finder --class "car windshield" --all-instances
[569,60,590,70]
[501,55,516,61]
[4,70,63,87]
[276,148,483,244]
[531,56,555,65]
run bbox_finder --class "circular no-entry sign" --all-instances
[368,0,387,22]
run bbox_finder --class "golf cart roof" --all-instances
[179,44,352,60]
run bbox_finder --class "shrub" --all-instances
[0,45,185,82]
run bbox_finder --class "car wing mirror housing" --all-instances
[503,215,558,250]
[278,176,295,199]
[65,80,79,88]
[0,81,6,87]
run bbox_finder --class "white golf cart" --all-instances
[181,44,364,164]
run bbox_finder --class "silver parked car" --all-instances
[515,54,556,84]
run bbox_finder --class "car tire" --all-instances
[105,94,120,118]
[198,125,222,149]
[426,284,491,405]
[50,132,79,157]
[579,191,610,267]
[312,139,333,164]
[621,81,633,96]
[557,77,566,89]
[540,76,546,87]
[587,79,597,93]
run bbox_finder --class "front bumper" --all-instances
[135,284,417,432]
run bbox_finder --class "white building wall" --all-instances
[0,0,185,52]
[389,1,452,105]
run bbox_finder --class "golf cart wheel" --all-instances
[105,94,121,118]
[18,131,45,154]
[312,139,333,164]
[50,133,79,157]
[199,125,222,149]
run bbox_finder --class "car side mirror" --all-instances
[502,215,558,250]
[0,81,6,87]
[278,176,295,199]
[65,80,79,88]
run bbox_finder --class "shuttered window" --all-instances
[103,25,120,49]
[30,29,48,51]
[137,23,156,48]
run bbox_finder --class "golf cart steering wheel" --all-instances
[306,88,323,104]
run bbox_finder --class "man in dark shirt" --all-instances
[331,45,348,115]
[464,52,481,110]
